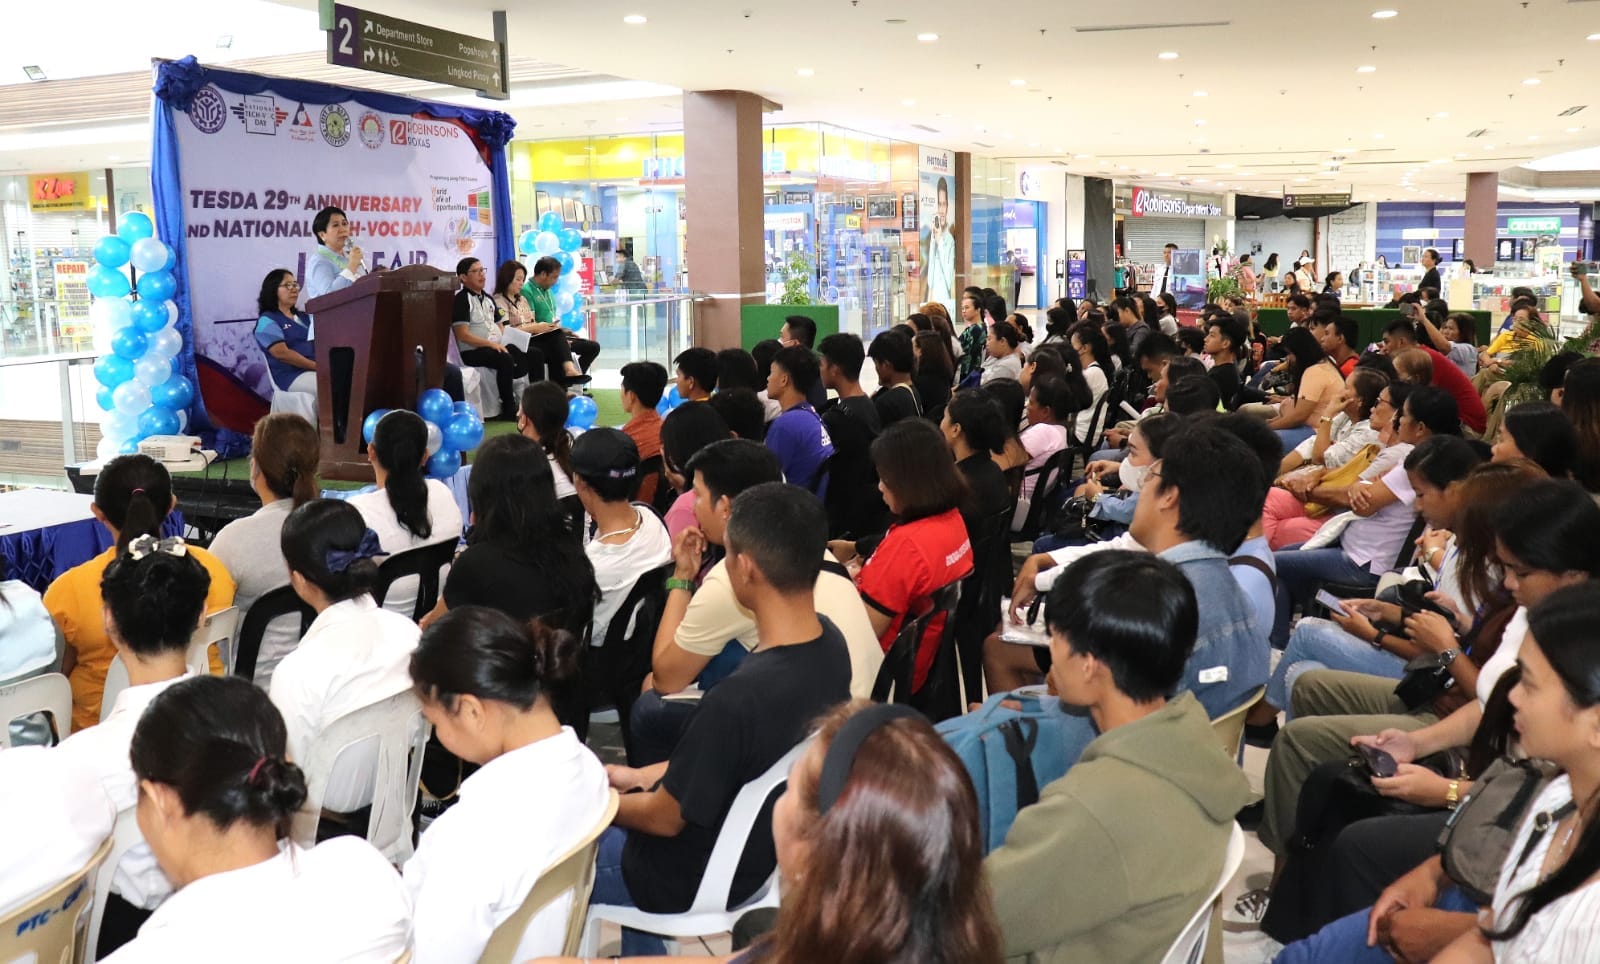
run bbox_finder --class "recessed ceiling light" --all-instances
[1589,33,1600,41]
[796,67,814,77]
[1528,134,1540,140]
[1523,78,1541,86]
[917,32,939,42]
[1373,132,1386,139]
[616,116,628,122]
[1483,143,1496,150]
[1371,9,1398,18]
[1028,142,1040,148]
[1193,90,1208,97]
[1010,79,1026,87]
[622,14,647,24]
[1294,177,1309,183]
[1568,126,1583,133]
[1357,65,1377,73]
[1430,158,1448,164]
[1435,111,1449,118]
[1158,51,1179,60]
[901,98,916,107]
[22,66,45,82]
[1238,171,1255,176]
[1194,178,1209,184]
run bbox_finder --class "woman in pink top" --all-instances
[658,402,732,537]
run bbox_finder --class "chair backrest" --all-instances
[872,581,963,714]
[0,672,72,747]
[1159,822,1246,964]
[0,835,112,964]
[1012,448,1075,539]
[478,790,620,963]
[101,657,130,725]
[187,606,238,676]
[598,561,676,760]
[87,807,144,956]
[634,454,668,508]
[1210,685,1265,763]
[684,738,811,917]
[291,690,431,864]
[233,584,316,681]
[372,540,458,622]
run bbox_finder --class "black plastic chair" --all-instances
[955,506,1015,707]
[233,585,316,681]
[586,561,675,762]
[1011,448,1076,542]
[872,581,963,721]
[372,539,459,623]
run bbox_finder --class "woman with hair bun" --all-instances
[103,675,409,962]
[404,606,609,962]
[208,412,321,688]
[270,499,420,820]
[54,536,211,957]
[45,453,235,732]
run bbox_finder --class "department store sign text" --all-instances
[1130,187,1221,219]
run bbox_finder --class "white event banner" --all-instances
[175,85,497,400]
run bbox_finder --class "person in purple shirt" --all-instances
[764,345,834,497]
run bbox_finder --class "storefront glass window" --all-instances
[967,156,1016,304]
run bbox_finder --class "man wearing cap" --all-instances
[572,428,673,651]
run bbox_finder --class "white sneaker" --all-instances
[1225,888,1270,929]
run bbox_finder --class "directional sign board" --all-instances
[327,4,507,99]
[1282,192,1352,210]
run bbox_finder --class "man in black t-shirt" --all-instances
[868,329,923,427]
[591,482,851,954]
[817,333,887,538]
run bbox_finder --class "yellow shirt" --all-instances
[1485,328,1533,357]
[45,545,236,733]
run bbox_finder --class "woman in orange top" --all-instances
[45,454,235,732]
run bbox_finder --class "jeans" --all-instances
[590,827,669,955]
[1272,887,1477,964]
[1266,617,1407,716]
[627,690,697,767]
[1275,425,1318,451]
[1271,545,1380,647]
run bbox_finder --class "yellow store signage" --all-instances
[28,173,94,212]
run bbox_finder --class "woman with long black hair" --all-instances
[1265,326,1345,449]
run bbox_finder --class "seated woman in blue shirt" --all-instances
[253,268,316,396]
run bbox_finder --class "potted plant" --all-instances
[778,248,814,306]
[1498,314,1600,406]
[1207,275,1243,304]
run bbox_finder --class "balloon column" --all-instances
[517,210,587,335]
[88,213,195,460]
[655,384,686,417]
[362,392,485,480]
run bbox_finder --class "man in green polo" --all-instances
[522,255,601,381]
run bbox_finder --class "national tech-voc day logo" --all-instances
[320,104,352,147]
[187,85,227,134]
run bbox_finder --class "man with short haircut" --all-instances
[1202,315,1246,409]
[1316,315,1360,377]
[597,482,852,953]
[867,330,922,427]
[452,257,531,419]
[571,428,672,647]
[1165,374,1222,416]
[778,315,827,408]
[1381,319,1486,433]
[619,361,668,474]
[986,551,1252,964]
[817,333,886,538]
[672,347,718,402]
[1284,294,1314,328]
[764,347,834,495]
[516,255,594,383]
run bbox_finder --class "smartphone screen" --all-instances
[1314,590,1350,617]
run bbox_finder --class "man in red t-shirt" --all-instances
[1382,319,1486,434]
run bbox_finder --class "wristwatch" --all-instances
[663,577,695,594]
[1438,647,1460,665]
[1445,780,1461,810]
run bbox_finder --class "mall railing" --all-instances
[584,288,706,374]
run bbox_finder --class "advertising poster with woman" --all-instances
[919,146,957,314]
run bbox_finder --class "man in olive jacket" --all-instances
[985,549,1252,963]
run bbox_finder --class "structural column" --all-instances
[1464,172,1499,267]
[954,151,972,295]
[1082,176,1115,302]
[684,90,772,350]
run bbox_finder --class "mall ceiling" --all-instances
[5,0,1598,202]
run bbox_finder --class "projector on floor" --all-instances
[137,435,203,463]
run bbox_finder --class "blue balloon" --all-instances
[451,400,480,420]
[131,299,169,333]
[518,229,538,255]
[663,385,683,409]
[136,406,181,438]
[94,235,131,269]
[561,312,585,333]
[566,394,598,430]
[571,292,585,313]
[136,271,176,302]
[417,388,453,427]
[426,448,463,479]
[117,212,155,244]
[96,385,116,411]
[151,374,194,410]
[442,412,485,452]
[362,408,393,445]
[553,250,576,274]
[557,227,583,253]
[538,211,564,233]
[117,438,142,455]
[93,354,135,388]
[110,327,148,361]
[87,265,132,299]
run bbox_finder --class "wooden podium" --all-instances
[305,265,456,482]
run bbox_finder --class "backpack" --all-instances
[935,689,1093,853]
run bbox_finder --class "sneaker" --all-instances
[1226,888,1270,928]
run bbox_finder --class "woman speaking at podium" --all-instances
[303,206,365,301]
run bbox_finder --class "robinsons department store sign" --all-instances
[1129,187,1223,219]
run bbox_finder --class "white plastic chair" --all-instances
[271,386,318,425]
[0,835,112,963]
[579,738,811,955]
[291,690,430,864]
[1159,822,1246,964]
[87,807,145,956]
[0,672,73,747]
[447,337,500,417]
[188,606,239,676]
[101,656,130,724]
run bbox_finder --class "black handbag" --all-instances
[1394,650,1458,711]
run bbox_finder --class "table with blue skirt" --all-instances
[0,489,184,593]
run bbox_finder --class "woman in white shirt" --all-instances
[405,607,609,963]
[0,746,115,917]
[348,411,463,618]
[1433,584,1600,962]
[51,535,210,956]
[270,500,420,818]
[208,412,321,689]
[1068,322,1113,448]
[105,675,410,963]
[518,381,579,500]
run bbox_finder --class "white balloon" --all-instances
[424,421,443,457]
[534,231,560,256]
[558,271,582,294]
[166,302,179,326]
[102,409,138,440]
[91,297,134,332]
[112,380,151,416]
[147,326,182,360]
[135,355,172,387]
[175,409,188,433]
[92,323,116,355]
[130,237,171,274]
[556,291,575,315]
[95,437,122,461]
